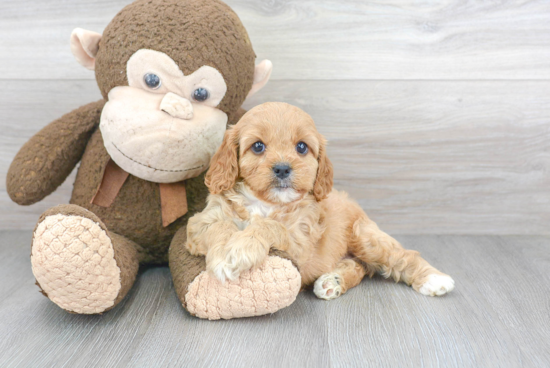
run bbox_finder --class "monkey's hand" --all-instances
[7,100,105,205]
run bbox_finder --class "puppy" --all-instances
[186,102,454,299]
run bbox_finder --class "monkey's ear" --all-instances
[70,28,102,70]
[246,60,273,98]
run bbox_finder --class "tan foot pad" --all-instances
[31,214,121,314]
[185,256,301,320]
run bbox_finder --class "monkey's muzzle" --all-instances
[100,87,227,183]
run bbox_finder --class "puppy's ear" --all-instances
[313,137,334,201]
[205,126,240,194]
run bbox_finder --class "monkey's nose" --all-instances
[273,164,292,179]
[160,92,194,120]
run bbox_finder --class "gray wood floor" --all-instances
[1,231,549,368]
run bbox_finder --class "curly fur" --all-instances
[187,102,455,297]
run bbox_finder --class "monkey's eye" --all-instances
[251,141,265,154]
[193,87,210,102]
[144,73,161,89]
[296,142,308,155]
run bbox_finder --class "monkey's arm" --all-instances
[7,100,106,205]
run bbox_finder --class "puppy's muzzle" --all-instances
[273,163,292,179]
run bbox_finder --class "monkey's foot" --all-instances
[31,206,123,314]
[184,256,301,320]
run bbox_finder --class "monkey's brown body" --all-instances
[72,115,207,264]
[7,0,300,318]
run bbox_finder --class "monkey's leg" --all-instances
[31,204,139,314]
[313,258,367,300]
[169,226,301,320]
[351,219,454,296]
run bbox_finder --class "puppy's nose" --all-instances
[273,164,292,179]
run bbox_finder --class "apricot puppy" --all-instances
[186,102,454,299]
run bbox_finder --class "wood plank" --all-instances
[1,0,550,80]
[1,232,549,367]
[3,79,548,234]
[243,80,550,235]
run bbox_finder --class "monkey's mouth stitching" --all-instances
[112,143,204,173]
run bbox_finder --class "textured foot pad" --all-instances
[31,214,121,314]
[185,256,301,320]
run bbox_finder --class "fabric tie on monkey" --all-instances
[7,0,302,319]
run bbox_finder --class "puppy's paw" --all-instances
[313,273,343,300]
[208,236,268,283]
[419,274,455,296]
[208,258,235,283]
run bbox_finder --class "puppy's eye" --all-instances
[251,141,265,154]
[296,141,308,155]
[144,73,161,89]
[193,87,209,102]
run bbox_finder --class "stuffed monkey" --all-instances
[7,0,301,320]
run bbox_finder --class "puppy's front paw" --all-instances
[208,234,269,282]
[206,249,242,283]
[314,273,343,300]
[419,274,455,296]
[210,259,239,283]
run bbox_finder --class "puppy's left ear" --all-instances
[205,126,240,194]
[313,137,334,201]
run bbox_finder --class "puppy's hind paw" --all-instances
[314,273,343,300]
[419,274,455,296]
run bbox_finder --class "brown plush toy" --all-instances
[6,0,301,319]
